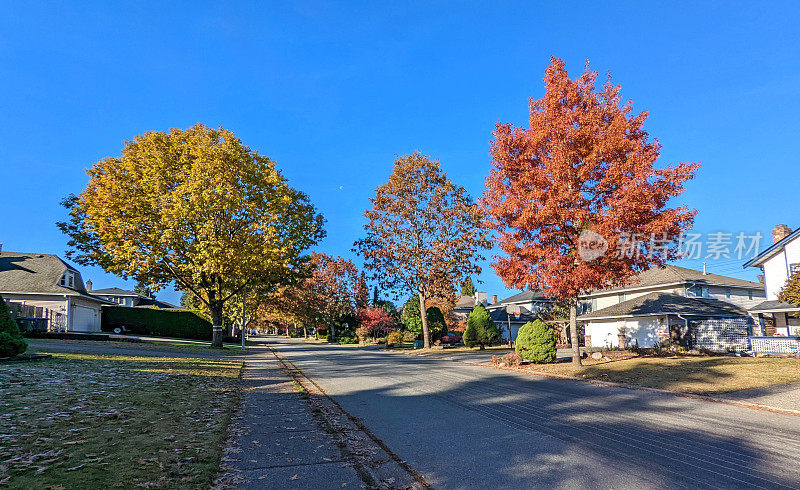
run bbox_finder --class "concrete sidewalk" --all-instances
[218,353,363,489]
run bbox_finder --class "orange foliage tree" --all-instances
[356,152,490,348]
[308,252,359,338]
[482,58,698,366]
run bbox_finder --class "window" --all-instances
[59,271,75,289]
[725,288,731,299]
[618,293,626,303]
[748,290,753,300]
[688,285,710,298]
[791,263,800,276]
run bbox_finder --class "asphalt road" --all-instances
[264,337,800,489]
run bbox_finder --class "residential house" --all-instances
[90,286,176,309]
[452,292,488,320]
[0,251,109,332]
[577,264,765,350]
[488,290,556,342]
[579,292,752,351]
[744,224,800,337]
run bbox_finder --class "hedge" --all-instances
[102,306,212,341]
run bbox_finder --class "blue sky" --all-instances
[1,1,798,306]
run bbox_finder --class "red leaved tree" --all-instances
[356,306,395,340]
[482,58,698,366]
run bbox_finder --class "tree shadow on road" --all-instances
[271,339,800,488]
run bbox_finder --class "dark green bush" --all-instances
[401,296,447,341]
[463,304,499,349]
[515,320,556,363]
[0,295,27,358]
[102,306,212,341]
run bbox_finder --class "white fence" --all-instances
[750,336,800,355]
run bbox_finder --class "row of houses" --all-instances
[456,224,800,354]
[0,250,175,332]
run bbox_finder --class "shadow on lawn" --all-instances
[577,356,739,391]
[273,339,800,489]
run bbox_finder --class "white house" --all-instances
[744,224,800,336]
[577,265,764,351]
[0,251,109,332]
[579,264,766,315]
[579,292,752,351]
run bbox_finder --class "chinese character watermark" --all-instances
[576,230,764,262]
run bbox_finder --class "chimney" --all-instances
[85,279,92,291]
[772,224,792,244]
[491,294,498,305]
[474,291,488,306]
[0,243,3,253]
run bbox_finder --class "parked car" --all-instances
[439,333,462,345]
[102,323,149,335]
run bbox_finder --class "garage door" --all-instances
[72,305,100,332]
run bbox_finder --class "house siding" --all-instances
[585,317,666,349]
[762,236,800,300]
[0,293,68,317]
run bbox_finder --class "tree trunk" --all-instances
[303,324,308,339]
[210,303,224,349]
[569,300,582,367]
[418,291,431,348]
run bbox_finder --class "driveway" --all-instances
[265,337,800,489]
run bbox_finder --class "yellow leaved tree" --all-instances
[58,124,325,347]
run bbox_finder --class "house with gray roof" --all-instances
[90,286,176,309]
[577,264,765,351]
[579,264,766,315]
[0,251,109,332]
[579,292,753,351]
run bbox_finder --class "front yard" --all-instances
[0,351,242,488]
[522,356,800,395]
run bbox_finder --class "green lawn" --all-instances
[0,352,242,488]
[28,337,250,355]
[523,356,800,394]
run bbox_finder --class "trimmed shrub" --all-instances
[515,320,557,363]
[0,296,27,358]
[102,306,212,341]
[386,330,404,345]
[463,304,499,349]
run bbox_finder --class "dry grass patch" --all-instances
[523,356,800,394]
[0,352,242,488]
